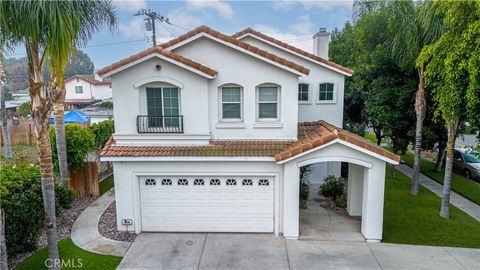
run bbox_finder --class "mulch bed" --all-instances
[98,201,137,242]
[8,197,95,268]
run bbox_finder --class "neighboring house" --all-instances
[98,26,399,241]
[64,74,112,110]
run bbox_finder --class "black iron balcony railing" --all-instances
[137,115,184,133]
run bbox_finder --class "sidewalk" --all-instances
[397,164,480,222]
[71,189,132,256]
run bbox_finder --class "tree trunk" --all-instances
[0,52,12,158]
[26,42,60,268]
[440,119,458,219]
[0,209,7,270]
[411,65,427,195]
[390,164,395,179]
[51,72,68,186]
[373,126,382,146]
[435,144,446,172]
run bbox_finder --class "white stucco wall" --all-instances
[110,57,210,142]
[239,35,346,127]
[112,160,283,233]
[172,37,300,140]
[91,84,112,100]
[65,79,93,100]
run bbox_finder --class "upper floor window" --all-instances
[318,83,335,102]
[75,86,83,94]
[221,86,242,120]
[298,83,309,102]
[146,87,179,127]
[257,86,279,120]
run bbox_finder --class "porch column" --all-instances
[283,161,300,239]
[361,162,386,242]
[347,163,363,216]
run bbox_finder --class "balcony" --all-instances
[137,115,184,133]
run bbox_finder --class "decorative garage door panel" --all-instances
[139,176,274,232]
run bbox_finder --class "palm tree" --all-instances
[0,50,12,158]
[0,209,6,270]
[385,0,444,195]
[0,1,115,265]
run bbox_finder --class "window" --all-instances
[161,179,172,185]
[75,86,83,94]
[259,179,270,186]
[319,83,335,101]
[221,87,242,119]
[210,179,221,186]
[177,179,188,185]
[257,86,278,119]
[194,179,205,185]
[145,179,156,186]
[298,83,309,102]
[226,179,237,186]
[242,179,253,186]
[146,87,179,127]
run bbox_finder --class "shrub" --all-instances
[320,175,344,200]
[0,159,75,255]
[88,120,114,149]
[299,181,310,201]
[56,183,75,209]
[17,101,30,117]
[335,194,347,208]
[50,124,96,172]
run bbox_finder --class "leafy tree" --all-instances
[384,0,444,195]
[16,101,30,117]
[0,1,115,263]
[418,0,480,218]
[50,124,95,172]
[64,49,94,79]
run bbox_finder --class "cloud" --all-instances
[253,24,314,53]
[289,15,314,35]
[117,17,147,39]
[113,0,147,12]
[299,0,353,11]
[271,1,297,11]
[167,9,202,31]
[186,0,234,19]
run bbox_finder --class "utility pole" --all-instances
[134,9,172,46]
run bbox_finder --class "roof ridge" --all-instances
[96,46,217,77]
[158,25,309,76]
[232,28,354,75]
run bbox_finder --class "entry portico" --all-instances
[276,121,399,241]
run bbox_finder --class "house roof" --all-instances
[159,25,310,76]
[100,120,399,164]
[232,28,354,76]
[96,46,218,78]
[64,74,111,85]
[274,120,400,163]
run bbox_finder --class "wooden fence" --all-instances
[69,162,99,197]
[0,119,35,146]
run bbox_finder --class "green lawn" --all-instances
[15,238,122,270]
[383,167,480,248]
[400,151,480,205]
[364,133,386,144]
[99,175,114,196]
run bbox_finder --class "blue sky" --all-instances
[11,0,353,71]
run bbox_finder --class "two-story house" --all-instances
[64,74,112,109]
[98,26,399,241]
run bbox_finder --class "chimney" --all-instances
[313,27,330,59]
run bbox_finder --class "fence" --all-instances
[0,119,35,146]
[69,162,100,197]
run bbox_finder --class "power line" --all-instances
[159,21,176,38]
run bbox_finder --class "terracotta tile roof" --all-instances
[159,25,310,76]
[100,121,399,163]
[64,74,111,85]
[232,28,354,76]
[96,47,218,77]
[275,120,400,162]
[100,138,293,158]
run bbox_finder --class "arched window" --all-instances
[257,84,279,120]
[220,86,242,120]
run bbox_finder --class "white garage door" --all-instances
[139,176,274,232]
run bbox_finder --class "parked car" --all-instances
[453,149,480,181]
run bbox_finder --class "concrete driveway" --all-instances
[117,233,479,270]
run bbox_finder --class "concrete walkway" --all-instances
[71,189,132,256]
[118,233,480,270]
[397,164,480,222]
